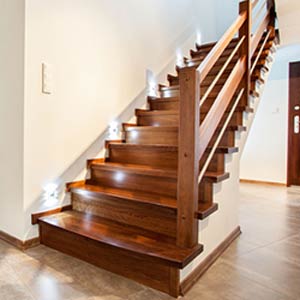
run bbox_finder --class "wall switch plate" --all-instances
[42,63,52,94]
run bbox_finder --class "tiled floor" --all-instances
[0,183,300,300]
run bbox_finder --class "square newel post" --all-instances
[239,0,252,107]
[177,66,200,248]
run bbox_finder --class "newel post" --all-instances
[177,67,200,248]
[239,0,252,106]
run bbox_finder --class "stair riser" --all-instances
[168,74,230,88]
[109,146,178,169]
[186,55,238,69]
[137,111,243,127]
[199,181,213,204]
[39,222,180,297]
[149,100,179,111]
[208,130,235,148]
[206,111,244,127]
[160,84,226,100]
[205,153,225,173]
[137,114,178,127]
[125,129,178,145]
[90,168,177,197]
[72,192,177,238]
[125,127,234,148]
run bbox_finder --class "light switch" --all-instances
[42,63,52,94]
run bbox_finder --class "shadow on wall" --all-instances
[24,21,207,239]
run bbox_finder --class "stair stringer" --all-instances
[180,47,277,286]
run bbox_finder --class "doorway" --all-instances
[287,62,300,186]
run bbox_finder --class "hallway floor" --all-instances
[0,183,300,300]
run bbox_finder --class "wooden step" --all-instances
[108,143,178,169]
[185,55,238,68]
[108,143,238,169]
[195,38,238,53]
[197,202,218,220]
[124,125,246,146]
[38,210,203,296]
[125,126,178,145]
[70,183,178,238]
[89,162,177,197]
[71,183,177,209]
[167,72,232,87]
[136,109,178,126]
[203,171,230,183]
[148,96,179,111]
[136,107,252,127]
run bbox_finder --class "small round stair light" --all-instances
[176,49,184,68]
[114,171,125,183]
[43,183,58,202]
[196,31,202,47]
[146,69,157,97]
[108,121,120,140]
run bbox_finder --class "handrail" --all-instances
[198,56,246,161]
[176,0,276,248]
[200,36,245,107]
[251,10,270,57]
[198,89,245,184]
[197,11,247,84]
[251,29,271,74]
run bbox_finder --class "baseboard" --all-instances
[0,230,40,251]
[240,179,286,186]
[180,226,241,295]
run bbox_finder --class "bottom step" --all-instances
[38,210,203,297]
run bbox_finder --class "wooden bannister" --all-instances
[177,0,276,248]
[177,67,200,248]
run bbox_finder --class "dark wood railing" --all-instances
[177,0,276,248]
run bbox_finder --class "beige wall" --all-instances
[22,0,219,239]
[0,0,25,239]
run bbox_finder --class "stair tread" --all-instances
[71,183,178,209]
[110,142,238,155]
[90,161,177,178]
[137,106,252,115]
[125,125,246,132]
[204,172,230,183]
[208,146,239,154]
[39,210,203,268]
[197,202,218,220]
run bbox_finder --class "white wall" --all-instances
[215,0,239,38]
[22,0,220,239]
[276,0,300,45]
[0,0,25,239]
[241,44,300,184]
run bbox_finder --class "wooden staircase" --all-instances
[35,0,277,297]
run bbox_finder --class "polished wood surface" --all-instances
[0,230,40,251]
[177,66,200,248]
[34,1,276,295]
[31,205,73,225]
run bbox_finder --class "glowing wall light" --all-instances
[146,69,157,97]
[43,183,58,202]
[176,48,184,67]
[196,31,202,47]
[108,121,119,140]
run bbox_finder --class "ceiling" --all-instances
[276,0,300,45]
